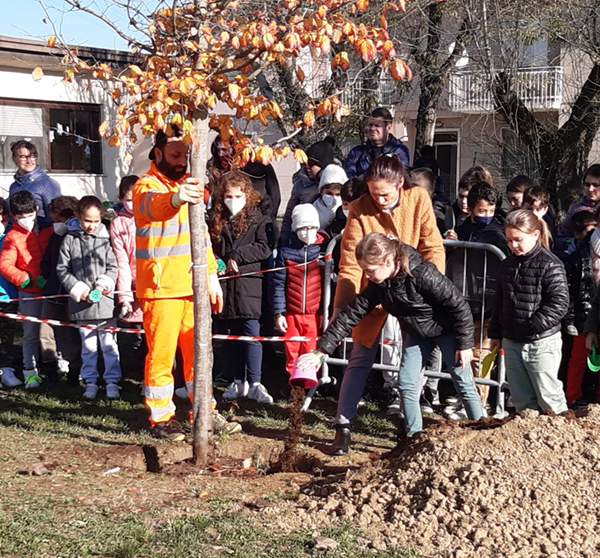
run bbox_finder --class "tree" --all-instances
[474,0,600,210]
[45,0,413,466]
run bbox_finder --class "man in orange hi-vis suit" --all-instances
[134,126,237,441]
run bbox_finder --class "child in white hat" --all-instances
[313,165,348,230]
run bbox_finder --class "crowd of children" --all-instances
[4,145,600,453]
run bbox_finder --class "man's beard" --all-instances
[156,158,187,181]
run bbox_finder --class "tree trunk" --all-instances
[189,111,212,468]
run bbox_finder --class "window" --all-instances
[433,132,459,197]
[0,100,102,174]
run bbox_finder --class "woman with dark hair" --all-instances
[209,171,274,404]
[328,154,445,453]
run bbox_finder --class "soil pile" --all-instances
[298,408,600,557]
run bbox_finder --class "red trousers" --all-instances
[565,333,598,404]
[285,313,319,375]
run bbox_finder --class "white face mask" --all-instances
[224,196,246,216]
[124,200,134,212]
[53,222,68,235]
[322,194,341,210]
[0,223,5,236]
[17,216,36,232]
[296,228,318,245]
[342,208,350,218]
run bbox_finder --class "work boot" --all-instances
[150,421,186,442]
[43,361,61,393]
[330,424,351,455]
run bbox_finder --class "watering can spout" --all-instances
[290,360,318,389]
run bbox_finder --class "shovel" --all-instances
[481,346,499,378]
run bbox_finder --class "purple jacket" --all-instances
[10,167,61,219]
[557,196,600,250]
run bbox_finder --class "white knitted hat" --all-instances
[319,164,348,189]
[291,204,320,231]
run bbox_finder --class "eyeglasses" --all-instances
[15,155,37,161]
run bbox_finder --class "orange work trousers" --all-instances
[141,297,194,425]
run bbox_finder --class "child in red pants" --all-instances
[273,204,329,375]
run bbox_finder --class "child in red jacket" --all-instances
[0,191,55,388]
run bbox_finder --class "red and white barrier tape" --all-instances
[0,310,403,346]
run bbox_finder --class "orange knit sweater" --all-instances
[334,186,445,347]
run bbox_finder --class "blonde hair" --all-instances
[356,233,412,275]
[505,209,550,250]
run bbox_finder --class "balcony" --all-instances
[340,78,403,109]
[448,67,563,113]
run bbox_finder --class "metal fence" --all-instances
[301,237,509,419]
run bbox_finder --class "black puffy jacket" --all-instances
[488,243,569,342]
[211,200,274,320]
[565,234,596,332]
[318,247,474,354]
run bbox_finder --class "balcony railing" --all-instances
[340,78,403,109]
[448,67,563,113]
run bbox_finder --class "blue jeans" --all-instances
[218,319,262,384]
[400,334,483,436]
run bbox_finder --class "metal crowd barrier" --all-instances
[301,236,509,419]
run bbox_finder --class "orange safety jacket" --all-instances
[133,162,217,299]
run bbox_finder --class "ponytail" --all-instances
[505,209,550,250]
[356,232,412,275]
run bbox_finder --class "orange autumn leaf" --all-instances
[303,110,315,128]
[357,38,377,61]
[293,148,308,164]
[296,66,305,83]
[331,51,350,71]
[32,66,44,81]
[357,0,369,10]
[47,36,56,48]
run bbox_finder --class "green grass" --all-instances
[0,492,419,558]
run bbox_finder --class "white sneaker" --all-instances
[106,384,121,399]
[175,387,190,400]
[83,383,99,400]
[446,407,468,420]
[57,358,70,375]
[24,369,41,389]
[445,395,461,405]
[222,380,249,400]
[0,367,22,387]
[246,382,274,404]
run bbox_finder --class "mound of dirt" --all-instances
[297,408,600,557]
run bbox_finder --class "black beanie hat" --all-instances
[305,136,335,168]
[149,125,183,160]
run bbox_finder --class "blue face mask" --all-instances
[474,215,493,226]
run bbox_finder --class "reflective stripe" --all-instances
[137,221,190,238]
[136,244,191,259]
[144,383,174,400]
[138,191,157,221]
[149,406,176,424]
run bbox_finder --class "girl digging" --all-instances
[209,171,274,404]
[297,233,483,453]
[488,209,569,414]
[56,196,121,400]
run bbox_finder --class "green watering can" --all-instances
[588,343,600,372]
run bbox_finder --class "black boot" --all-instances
[330,424,351,455]
[43,361,60,393]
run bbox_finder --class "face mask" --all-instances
[296,228,318,245]
[0,223,5,236]
[342,209,350,218]
[18,216,36,232]
[224,196,246,216]
[474,215,494,226]
[124,200,134,212]
[53,222,68,235]
[322,194,341,210]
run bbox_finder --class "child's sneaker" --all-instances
[23,369,41,389]
[0,367,22,388]
[57,358,70,375]
[246,382,273,404]
[83,383,99,400]
[222,380,249,400]
[106,384,121,400]
[212,411,242,435]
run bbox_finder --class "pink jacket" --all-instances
[110,206,143,322]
